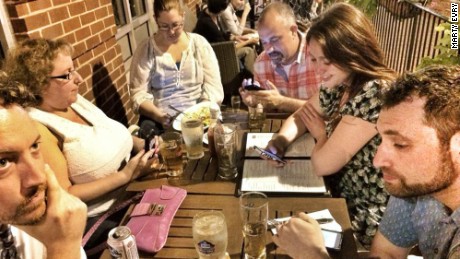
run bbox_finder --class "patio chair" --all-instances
[211,41,244,105]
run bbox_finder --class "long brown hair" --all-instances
[307,3,396,97]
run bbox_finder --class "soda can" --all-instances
[107,226,139,259]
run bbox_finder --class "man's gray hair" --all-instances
[257,2,296,28]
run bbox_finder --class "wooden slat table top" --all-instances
[99,112,358,258]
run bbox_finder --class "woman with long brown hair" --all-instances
[266,2,396,247]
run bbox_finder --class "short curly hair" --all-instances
[0,71,37,107]
[2,38,73,106]
[382,65,460,148]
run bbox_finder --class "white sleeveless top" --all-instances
[27,95,133,217]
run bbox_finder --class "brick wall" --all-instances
[4,0,200,126]
[5,0,133,126]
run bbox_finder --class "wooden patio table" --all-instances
[100,110,358,259]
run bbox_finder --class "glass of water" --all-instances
[231,95,241,113]
[181,117,204,159]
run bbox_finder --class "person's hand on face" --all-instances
[295,102,326,140]
[272,213,329,259]
[16,165,87,250]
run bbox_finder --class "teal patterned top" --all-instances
[319,80,390,247]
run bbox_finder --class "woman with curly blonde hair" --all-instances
[3,38,157,256]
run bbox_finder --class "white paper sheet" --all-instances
[241,160,326,193]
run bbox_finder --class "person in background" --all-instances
[2,38,157,257]
[219,0,257,37]
[0,74,87,258]
[130,0,224,131]
[266,3,396,247]
[274,65,460,258]
[238,2,320,112]
[193,0,258,75]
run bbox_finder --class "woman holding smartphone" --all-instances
[265,3,396,247]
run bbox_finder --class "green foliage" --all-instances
[418,22,460,68]
[345,0,378,17]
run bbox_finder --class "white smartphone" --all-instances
[322,229,343,250]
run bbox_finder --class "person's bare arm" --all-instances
[36,122,155,202]
[138,100,172,128]
[16,165,87,259]
[369,231,411,259]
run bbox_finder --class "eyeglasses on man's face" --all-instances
[49,70,77,81]
[157,21,184,31]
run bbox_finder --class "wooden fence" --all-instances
[372,0,449,74]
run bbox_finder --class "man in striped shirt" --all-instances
[239,2,319,112]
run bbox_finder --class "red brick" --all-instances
[10,18,27,33]
[103,16,115,28]
[75,26,91,40]
[73,42,86,58]
[85,34,101,50]
[90,20,104,34]
[94,6,108,19]
[63,16,81,33]
[23,12,50,31]
[61,33,76,44]
[106,4,113,15]
[68,1,86,16]
[78,50,94,65]
[92,43,107,58]
[99,0,111,6]
[52,0,71,6]
[78,64,92,79]
[85,0,100,10]
[27,31,41,39]
[8,3,27,17]
[99,28,113,42]
[80,11,95,26]
[42,23,64,39]
[49,6,70,23]
[103,48,116,63]
[29,0,52,13]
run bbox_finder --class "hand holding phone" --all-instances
[243,78,264,91]
[253,146,287,164]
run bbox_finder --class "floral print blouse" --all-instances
[319,80,390,247]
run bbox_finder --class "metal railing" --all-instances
[372,0,450,73]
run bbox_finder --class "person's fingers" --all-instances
[44,164,61,204]
[264,80,277,90]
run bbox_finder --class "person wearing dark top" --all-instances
[193,0,258,74]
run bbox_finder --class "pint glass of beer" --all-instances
[239,192,268,259]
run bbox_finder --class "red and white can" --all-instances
[107,226,139,259]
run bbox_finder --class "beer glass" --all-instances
[193,210,228,259]
[239,192,268,259]
[231,95,241,112]
[159,132,183,176]
[214,124,238,180]
[181,117,204,159]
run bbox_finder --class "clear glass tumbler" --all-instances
[193,210,228,259]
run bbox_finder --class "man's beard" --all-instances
[12,184,47,225]
[385,150,457,198]
[268,51,284,64]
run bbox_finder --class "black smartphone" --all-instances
[139,120,157,152]
[322,229,343,250]
[253,146,287,164]
[244,84,264,91]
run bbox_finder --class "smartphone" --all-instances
[322,229,343,250]
[244,84,264,91]
[144,136,155,152]
[253,146,287,164]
